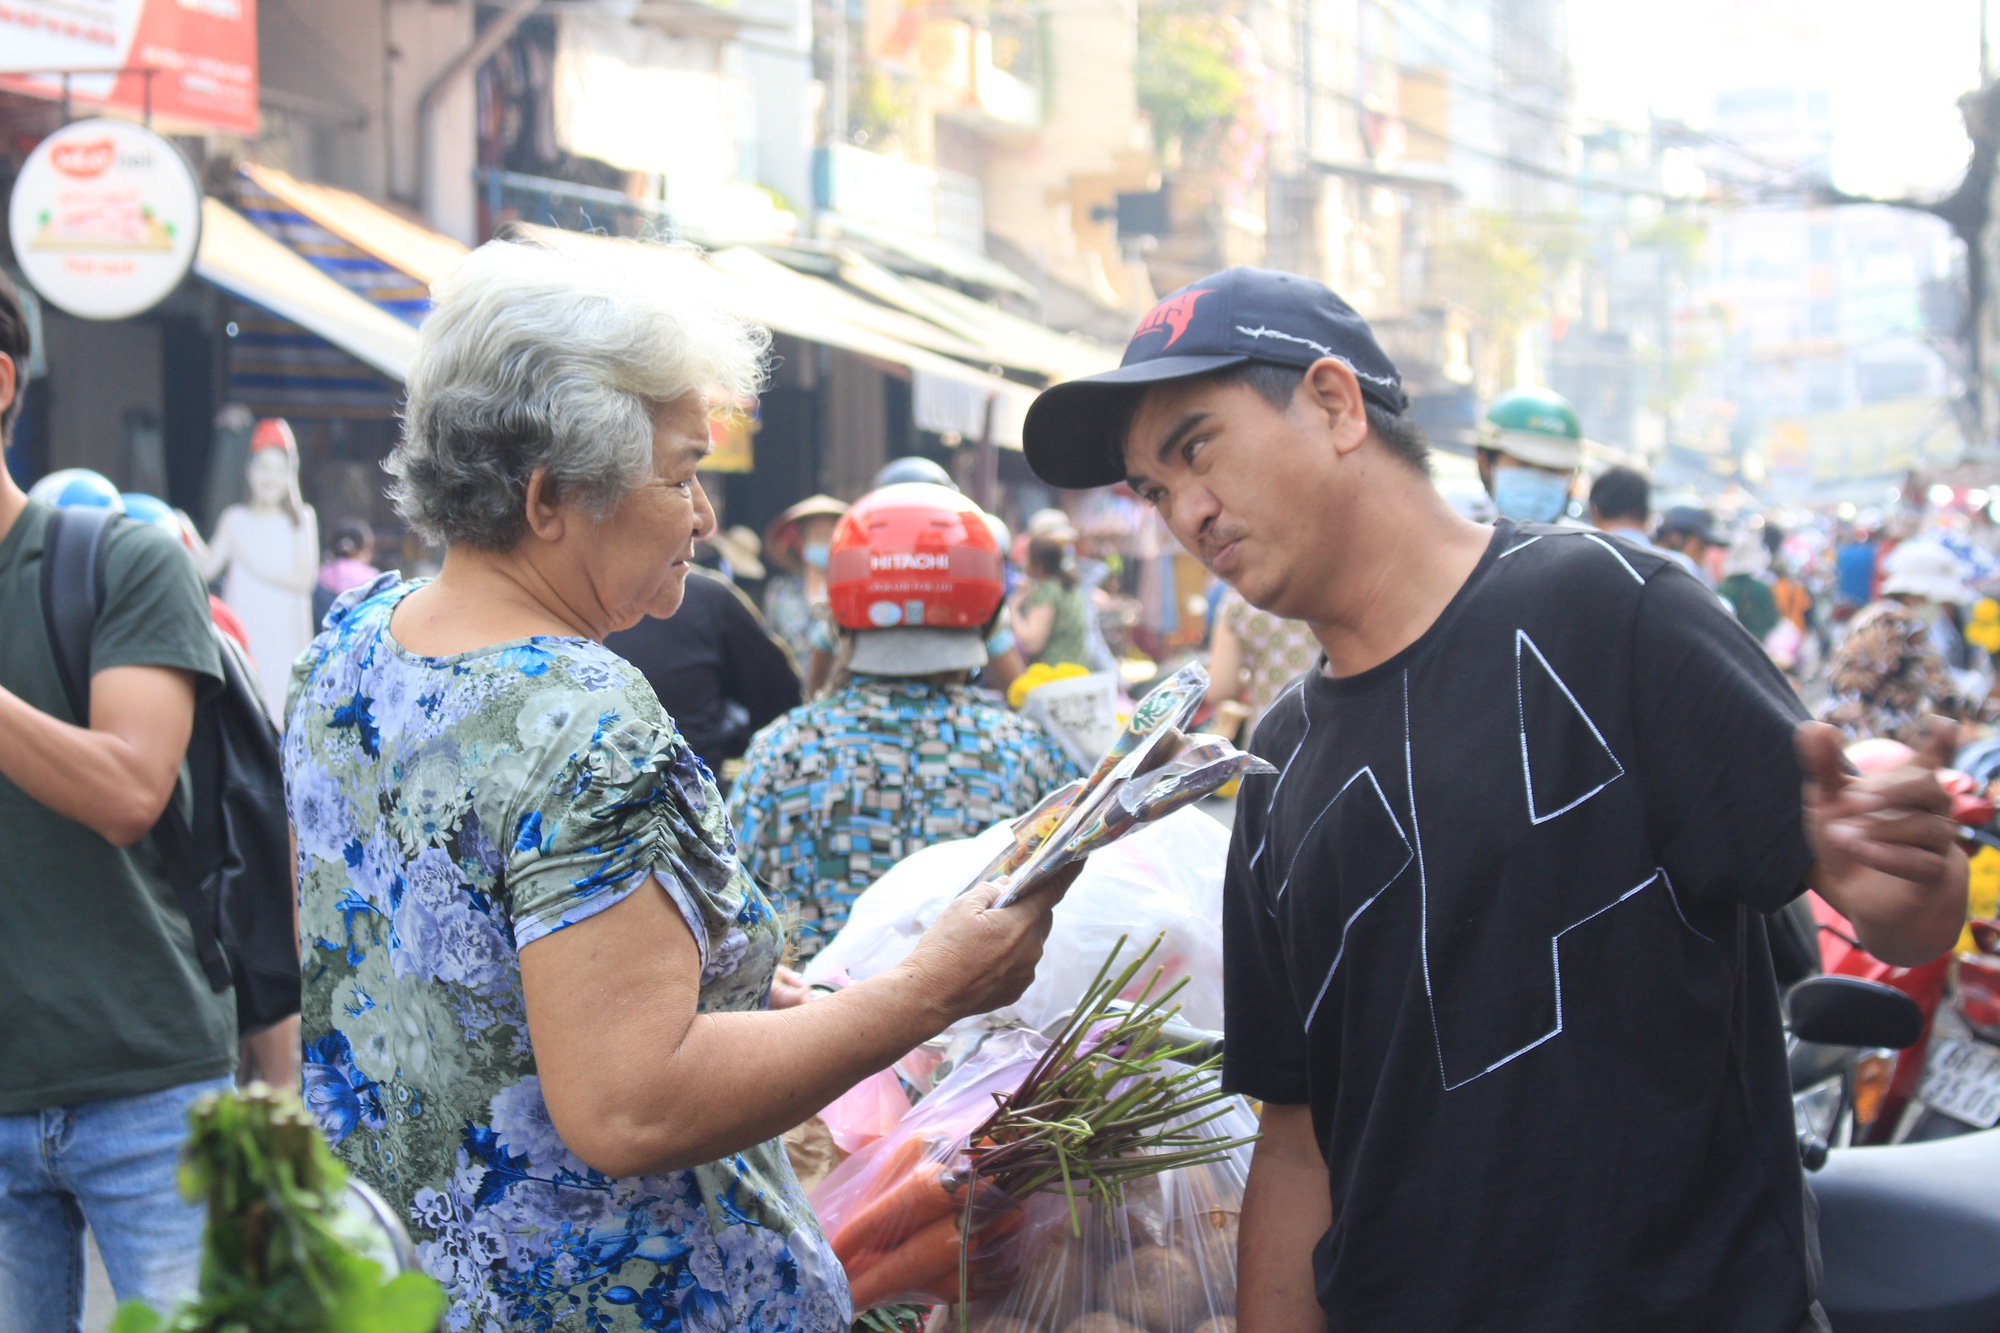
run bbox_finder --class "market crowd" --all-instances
[0,239,1983,1333]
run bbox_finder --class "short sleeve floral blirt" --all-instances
[285,576,848,1333]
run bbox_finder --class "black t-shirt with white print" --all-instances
[1222,520,1821,1333]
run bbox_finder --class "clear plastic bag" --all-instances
[810,1029,1255,1327]
[802,809,1231,1031]
[930,1138,1249,1333]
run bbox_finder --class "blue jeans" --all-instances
[0,1076,231,1333]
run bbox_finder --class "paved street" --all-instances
[82,1233,113,1333]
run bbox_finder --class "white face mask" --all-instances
[1491,465,1571,524]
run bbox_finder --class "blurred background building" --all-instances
[1,0,1992,555]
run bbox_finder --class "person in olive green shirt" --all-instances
[0,273,232,1323]
[1013,534,1096,668]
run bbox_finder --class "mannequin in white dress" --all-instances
[201,419,318,722]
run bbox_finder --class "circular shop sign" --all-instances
[9,118,203,321]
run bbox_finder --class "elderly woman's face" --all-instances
[572,392,716,634]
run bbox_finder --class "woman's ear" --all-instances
[523,467,567,542]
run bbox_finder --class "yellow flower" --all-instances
[1957,844,2000,954]
[1007,662,1093,709]
[1968,599,2000,654]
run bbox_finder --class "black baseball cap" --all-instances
[1656,505,1726,546]
[1022,266,1409,489]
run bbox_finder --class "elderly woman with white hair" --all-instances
[283,235,1067,1328]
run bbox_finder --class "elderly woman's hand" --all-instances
[894,863,1084,1022]
[524,857,1083,1180]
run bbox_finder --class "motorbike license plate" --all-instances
[1916,1038,2000,1129]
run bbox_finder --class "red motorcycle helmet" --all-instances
[827,483,1005,675]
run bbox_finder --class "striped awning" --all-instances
[193,197,418,418]
[224,308,404,418]
[233,165,437,325]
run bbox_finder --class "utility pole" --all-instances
[830,0,849,146]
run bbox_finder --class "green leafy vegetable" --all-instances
[110,1084,444,1333]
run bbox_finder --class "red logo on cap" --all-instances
[1133,289,1211,348]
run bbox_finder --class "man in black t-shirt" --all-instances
[1020,267,1968,1333]
[605,565,801,780]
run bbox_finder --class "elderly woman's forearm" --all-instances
[551,965,949,1178]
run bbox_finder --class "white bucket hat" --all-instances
[1881,540,1977,605]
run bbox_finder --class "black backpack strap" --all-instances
[38,506,118,725]
[38,506,232,992]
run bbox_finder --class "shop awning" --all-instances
[819,211,1037,299]
[522,225,1041,445]
[195,198,421,382]
[706,247,1016,373]
[239,162,469,287]
[234,163,468,325]
[832,251,1121,383]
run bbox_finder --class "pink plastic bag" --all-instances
[810,1030,1050,1309]
[819,1066,911,1155]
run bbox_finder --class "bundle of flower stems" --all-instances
[833,936,1258,1317]
[964,935,1255,1224]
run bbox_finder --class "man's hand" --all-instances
[1799,718,1967,966]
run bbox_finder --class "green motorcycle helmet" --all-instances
[1479,387,1584,472]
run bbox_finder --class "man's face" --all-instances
[1660,530,1717,571]
[1479,452,1574,524]
[1121,370,1365,619]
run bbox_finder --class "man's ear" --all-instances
[1299,357,1369,458]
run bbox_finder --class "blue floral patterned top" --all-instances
[286,575,847,1332]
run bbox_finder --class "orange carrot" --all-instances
[832,1161,958,1266]
[845,1212,964,1309]
[852,1134,926,1208]
[845,1193,1026,1310]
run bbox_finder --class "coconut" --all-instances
[1100,1244,1207,1332]
[1007,1225,1097,1328]
[1160,1160,1232,1256]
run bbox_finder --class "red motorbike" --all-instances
[1815,739,1996,1145]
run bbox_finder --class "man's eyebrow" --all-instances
[1124,411,1208,490]
[1154,411,1210,466]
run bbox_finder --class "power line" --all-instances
[1139,0,1812,202]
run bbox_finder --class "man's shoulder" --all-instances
[1493,523,1682,593]
[943,689,1078,771]
[102,511,203,586]
[948,688,1045,736]
[692,567,780,628]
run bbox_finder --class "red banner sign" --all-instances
[0,0,258,138]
